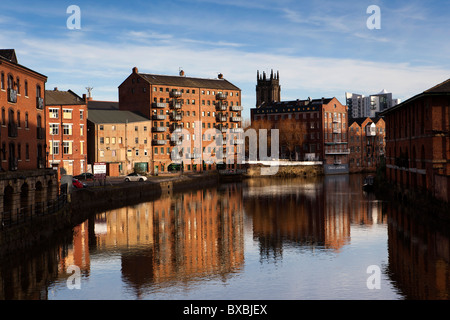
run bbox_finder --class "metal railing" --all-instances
[1,194,68,230]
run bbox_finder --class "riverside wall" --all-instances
[0,173,219,257]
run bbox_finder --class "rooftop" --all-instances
[88,109,150,124]
[45,89,86,106]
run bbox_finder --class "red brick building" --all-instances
[348,117,385,173]
[119,68,243,174]
[0,49,47,171]
[45,88,88,176]
[251,97,350,174]
[380,78,450,202]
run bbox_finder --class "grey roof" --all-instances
[88,110,150,124]
[138,73,241,91]
[45,89,85,106]
[87,100,119,110]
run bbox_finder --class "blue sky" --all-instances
[1,0,450,120]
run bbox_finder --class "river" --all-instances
[0,174,449,300]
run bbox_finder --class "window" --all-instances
[63,109,72,119]
[99,150,105,157]
[135,149,139,156]
[50,141,59,155]
[25,144,29,160]
[80,110,84,120]
[25,113,28,128]
[100,137,104,144]
[105,137,110,144]
[24,81,28,96]
[99,125,104,130]
[80,124,84,136]
[49,123,59,135]
[49,108,59,118]
[111,137,116,144]
[63,141,72,154]
[0,72,4,90]
[63,124,72,135]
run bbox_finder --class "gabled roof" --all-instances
[88,110,150,124]
[45,89,86,106]
[136,72,241,91]
[0,49,17,63]
[87,100,119,110]
[380,78,450,116]
[423,78,450,93]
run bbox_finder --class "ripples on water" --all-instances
[1,174,449,300]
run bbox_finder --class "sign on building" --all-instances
[93,162,107,180]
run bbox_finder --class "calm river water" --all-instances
[1,174,449,300]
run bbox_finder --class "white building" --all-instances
[345,90,400,118]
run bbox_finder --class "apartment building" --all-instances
[118,67,243,174]
[380,78,450,202]
[0,49,58,216]
[45,88,87,176]
[87,109,152,176]
[251,97,350,174]
[348,117,385,173]
[0,49,47,171]
[345,90,400,118]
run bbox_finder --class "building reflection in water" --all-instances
[243,175,386,259]
[55,184,245,298]
[386,203,450,299]
[1,175,449,300]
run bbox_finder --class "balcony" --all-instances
[152,126,167,132]
[230,116,242,122]
[152,102,167,108]
[170,124,182,132]
[8,123,18,138]
[152,114,166,120]
[325,148,350,155]
[170,113,182,121]
[37,127,45,139]
[216,102,227,111]
[332,128,342,134]
[170,139,182,146]
[170,90,182,98]
[332,116,340,123]
[216,114,227,122]
[8,89,17,103]
[216,92,228,100]
[152,139,166,145]
[230,105,243,111]
[36,97,44,109]
[170,101,182,109]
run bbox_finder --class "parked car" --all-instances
[72,178,86,189]
[124,172,147,182]
[74,172,94,181]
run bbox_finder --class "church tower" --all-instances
[256,69,281,107]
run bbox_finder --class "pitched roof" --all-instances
[45,89,85,106]
[0,49,17,63]
[87,100,119,110]
[88,110,150,124]
[138,73,241,91]
[423,78,450,93]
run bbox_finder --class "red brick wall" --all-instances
[0,59,47,172]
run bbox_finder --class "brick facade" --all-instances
[119,68,243,174]
[45,89,88,176]
[380,79,450,202]
[348,117,385,173]
[0,49,47,172]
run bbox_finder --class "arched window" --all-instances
[24,80,28,96]
[36,85,41,98]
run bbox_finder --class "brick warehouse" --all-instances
[380,78,450,202]
[348,117,385,173]
[251,97,349,174]
[0,49,58,215]
[119,68,243,174]
[45,88,88,176]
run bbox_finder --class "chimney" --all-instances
[132,66,138,73]
[54,87,58,91]
[179,69,185,77]
[218,73,223,79]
